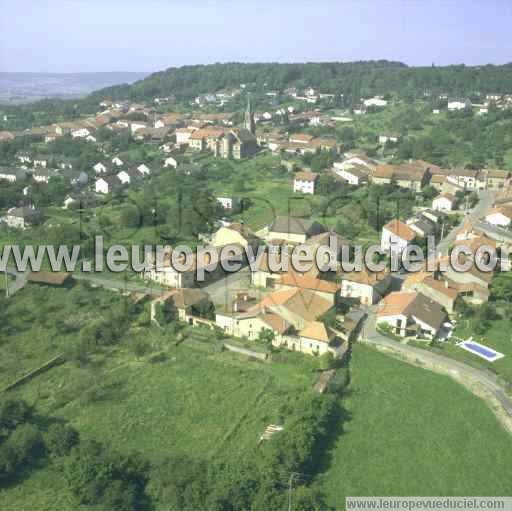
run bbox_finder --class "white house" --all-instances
[130,122,148,134]
[16,151,32,164]
[115,120,130,129]
[216,197,241,210]
[293,171,318,194]
[338,268,391,305]
[71,127,91,139]
[378,133,400,145]
[381,219,416,255]
[94,162,108,174]
[137,163,151,176]
[432,193,456,212]
[164,156,178,168]
[448,99,470,111]
[3,207,43,230]
[332,164,369,185]
[61,169,88,186]
[377,291,447,339]
[160,143,174,154]
[33,156,48,168]
[62,196,78,209]
[297,322,334,356]
[95,175,121,194]
[175,127,197,146]
[33,168,59,184]
[118,168,144,185]
[117,170,132,185]
[0,168,26,182]
[111,156,124,167]
[446,169,479,190]
[335,155,376,172]
[363,97,387,107]
[485,207,512,228]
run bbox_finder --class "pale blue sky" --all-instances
[1,0,511,72]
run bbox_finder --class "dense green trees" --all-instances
[92,61,512,103]
[0,399,78,485]
[64,440,150,510]
[394,107,512,168]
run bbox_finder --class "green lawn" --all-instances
[450,319,512,383]
[406,318,512,386]
[316,344,512,508]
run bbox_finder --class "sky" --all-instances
[1,0,511,73]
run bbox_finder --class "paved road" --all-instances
[5,263,254,305]
[361,306,512,420]
[434,190,495,257]
[361,189,512,425]
[73,273,166,296]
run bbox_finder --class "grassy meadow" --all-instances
[316,345,512,507]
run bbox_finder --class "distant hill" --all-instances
[91,61,512,102]
[0,72,149,104]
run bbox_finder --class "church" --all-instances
[188,97,258,159]
[219,96,258,159]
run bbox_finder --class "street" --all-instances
[360,189,512,428]
[435,190,495,256]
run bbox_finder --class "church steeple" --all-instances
[244,95,255,134]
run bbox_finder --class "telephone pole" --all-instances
[4,270,9,298]
[288,472,297,511]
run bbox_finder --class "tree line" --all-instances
[93,61,512,102]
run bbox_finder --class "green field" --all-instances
[407,317,512,386]
[316,345,512,508]
[0,283,128,389]
[2,286,512,509]
[0,284,323,508]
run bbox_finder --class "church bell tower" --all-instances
[244,95,255,134]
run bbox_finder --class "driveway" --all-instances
[435,190,495,257]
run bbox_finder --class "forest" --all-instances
[92,61,512,101]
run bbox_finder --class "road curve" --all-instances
[361,309,512,432]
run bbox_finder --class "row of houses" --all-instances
[141,217,357,356]
[0,165,88,186]
[376,208,512,338]
[333,155,511,193]
[0,206,44,230]
[141,209,503,348]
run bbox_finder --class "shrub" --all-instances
[44,423,79,457]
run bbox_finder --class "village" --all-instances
[3,0,512,502]
[1,84,512,368]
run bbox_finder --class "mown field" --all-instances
[316,345,512,508]
[442,319,512,384]
[407,298,512,385]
